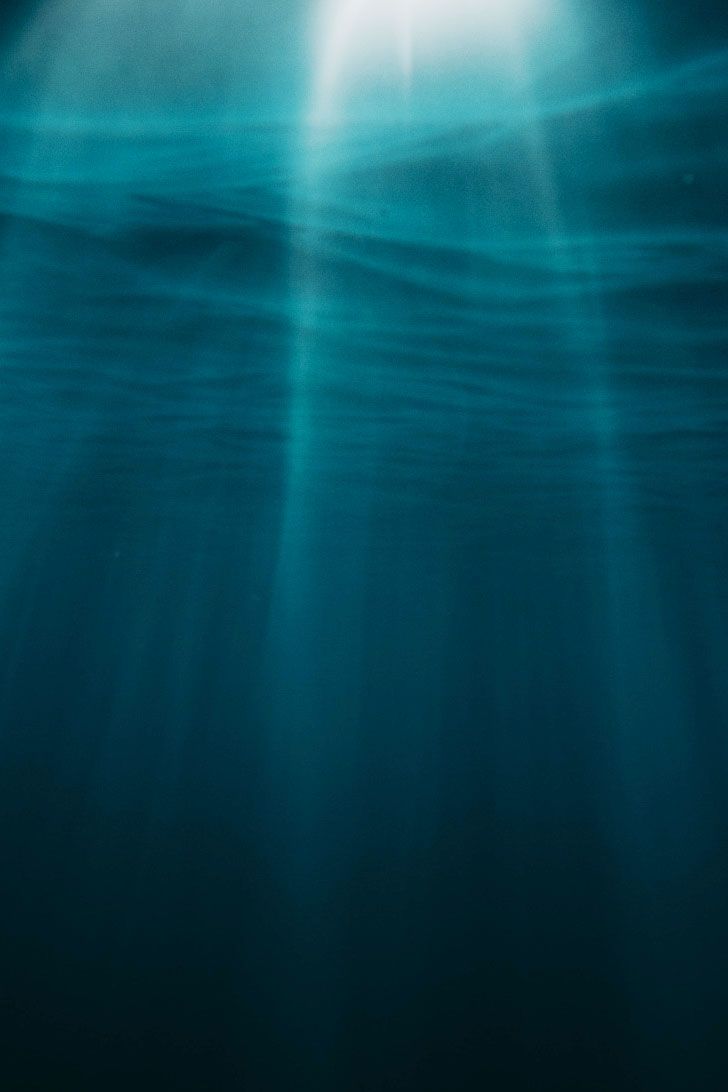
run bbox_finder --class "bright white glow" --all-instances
[312,0,550,125]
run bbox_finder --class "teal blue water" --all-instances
[1,3,727,1089]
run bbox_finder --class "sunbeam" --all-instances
[312,0,555,125]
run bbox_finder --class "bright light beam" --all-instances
[311,0,551,126]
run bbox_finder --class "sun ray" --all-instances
[310,0,553,128]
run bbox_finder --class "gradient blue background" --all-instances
[1,2,727,1088]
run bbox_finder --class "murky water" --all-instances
[1,3,727,1088]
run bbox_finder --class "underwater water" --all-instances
[0,1,727,1088]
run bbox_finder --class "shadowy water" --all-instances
[1,3,727,1089]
